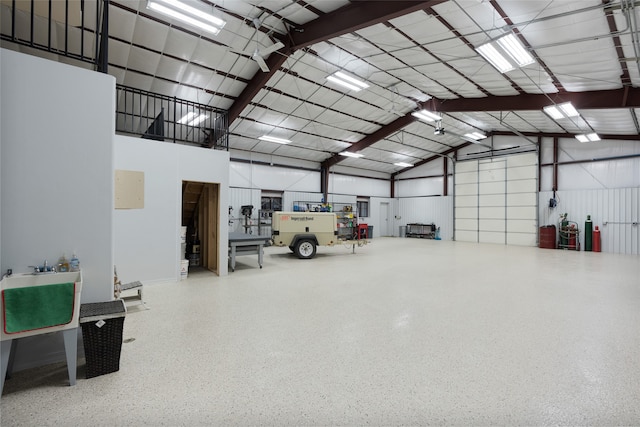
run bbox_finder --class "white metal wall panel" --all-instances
[506,153,537,246]
[454,171,478,184]
[456,218,478,230]
[455,160,479,242]
[479,219,506,232]
[507,192,537,206]
[539,188,639,255]
[507,232,537,246]
[397,196,453,239]
[479,194,505,206]
[479,181,505,194]
[507,206,536,219]
[397,177,444,197]
[455,153,538,246]
[478,159,506,244]
[479,231,505,244]
[479,168,506,181]
[455,183,478,196]
[456,161,478,173]
[479,207,506,219]
[330,174,389,197]
[508,165,537,180]
[507,179,537,193]
[507,219,537,233]
[456,230,478,242]
[283,191,322,211]
[455,159,479,242]
[456,195,478,207]
[455,207,477,218]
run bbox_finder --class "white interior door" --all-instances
[380,202,390,236]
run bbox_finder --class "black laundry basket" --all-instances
[79,300,126,379]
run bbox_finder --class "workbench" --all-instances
[228,232,270,272]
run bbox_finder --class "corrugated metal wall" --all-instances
[397,196,453,240]
[283,191,323,211]
[539,188,640,255]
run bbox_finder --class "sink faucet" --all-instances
[28,260,56,274]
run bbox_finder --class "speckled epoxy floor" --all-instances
[1,238,639,425]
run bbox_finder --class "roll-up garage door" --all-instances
[454,152,537,246]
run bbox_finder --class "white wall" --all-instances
[329,172,389,197]
[396,196,453,240]
[230,161,319,192]
[0,49,114,302]
[370,197,394,237]
[114,136,230,282]
[540,137,640,191]
[1,49,115,371]
[539,188,639,255]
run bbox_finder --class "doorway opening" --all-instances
[182,181,220,275]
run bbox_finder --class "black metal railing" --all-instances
[116,85,229,150]
[0,0,109,72]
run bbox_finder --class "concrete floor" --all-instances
[1,237,639,425]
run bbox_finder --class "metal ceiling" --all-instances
[4,0,640,175]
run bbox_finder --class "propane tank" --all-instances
[593,226,601,252]
[585,215,593,251]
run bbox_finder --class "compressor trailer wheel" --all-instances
[294,239,317,259]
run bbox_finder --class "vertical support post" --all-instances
[553,136,559,192]
[173,97,177,144]
[97,0,109,73]
[80,0,85,60]
[11,0,16,40]
[65,0,69,54]
[443,156,449,196]
[390,176,395,199]
[320,165,329,202]
[30,0,34,46]
[48,0,52,50]
[537,136,542,192]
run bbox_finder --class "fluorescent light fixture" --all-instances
[558,102,579,117]
[394,162,414,167]
[543,105,564,120]
[544,102,580,120]
[178,112,197,124]
[476,33,534,73]
[147,0,225,35]
[188,114,208,126]
[338,151,364,158]
[464,132,487,141]
[326,71,369,92]
[411,109,442,122]
[576,133,600,142]
[496,34,535,67]
[476,42,514,73]
[258,135,291,144]
[178,112,208,126]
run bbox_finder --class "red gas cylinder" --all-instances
[569,224,577,250]
[593,226,601,252]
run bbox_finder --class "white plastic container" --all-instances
[180,226,187,243]
[180,259,189,280]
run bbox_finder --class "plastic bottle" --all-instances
[70,252,80,272]
[58,254,69,272]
